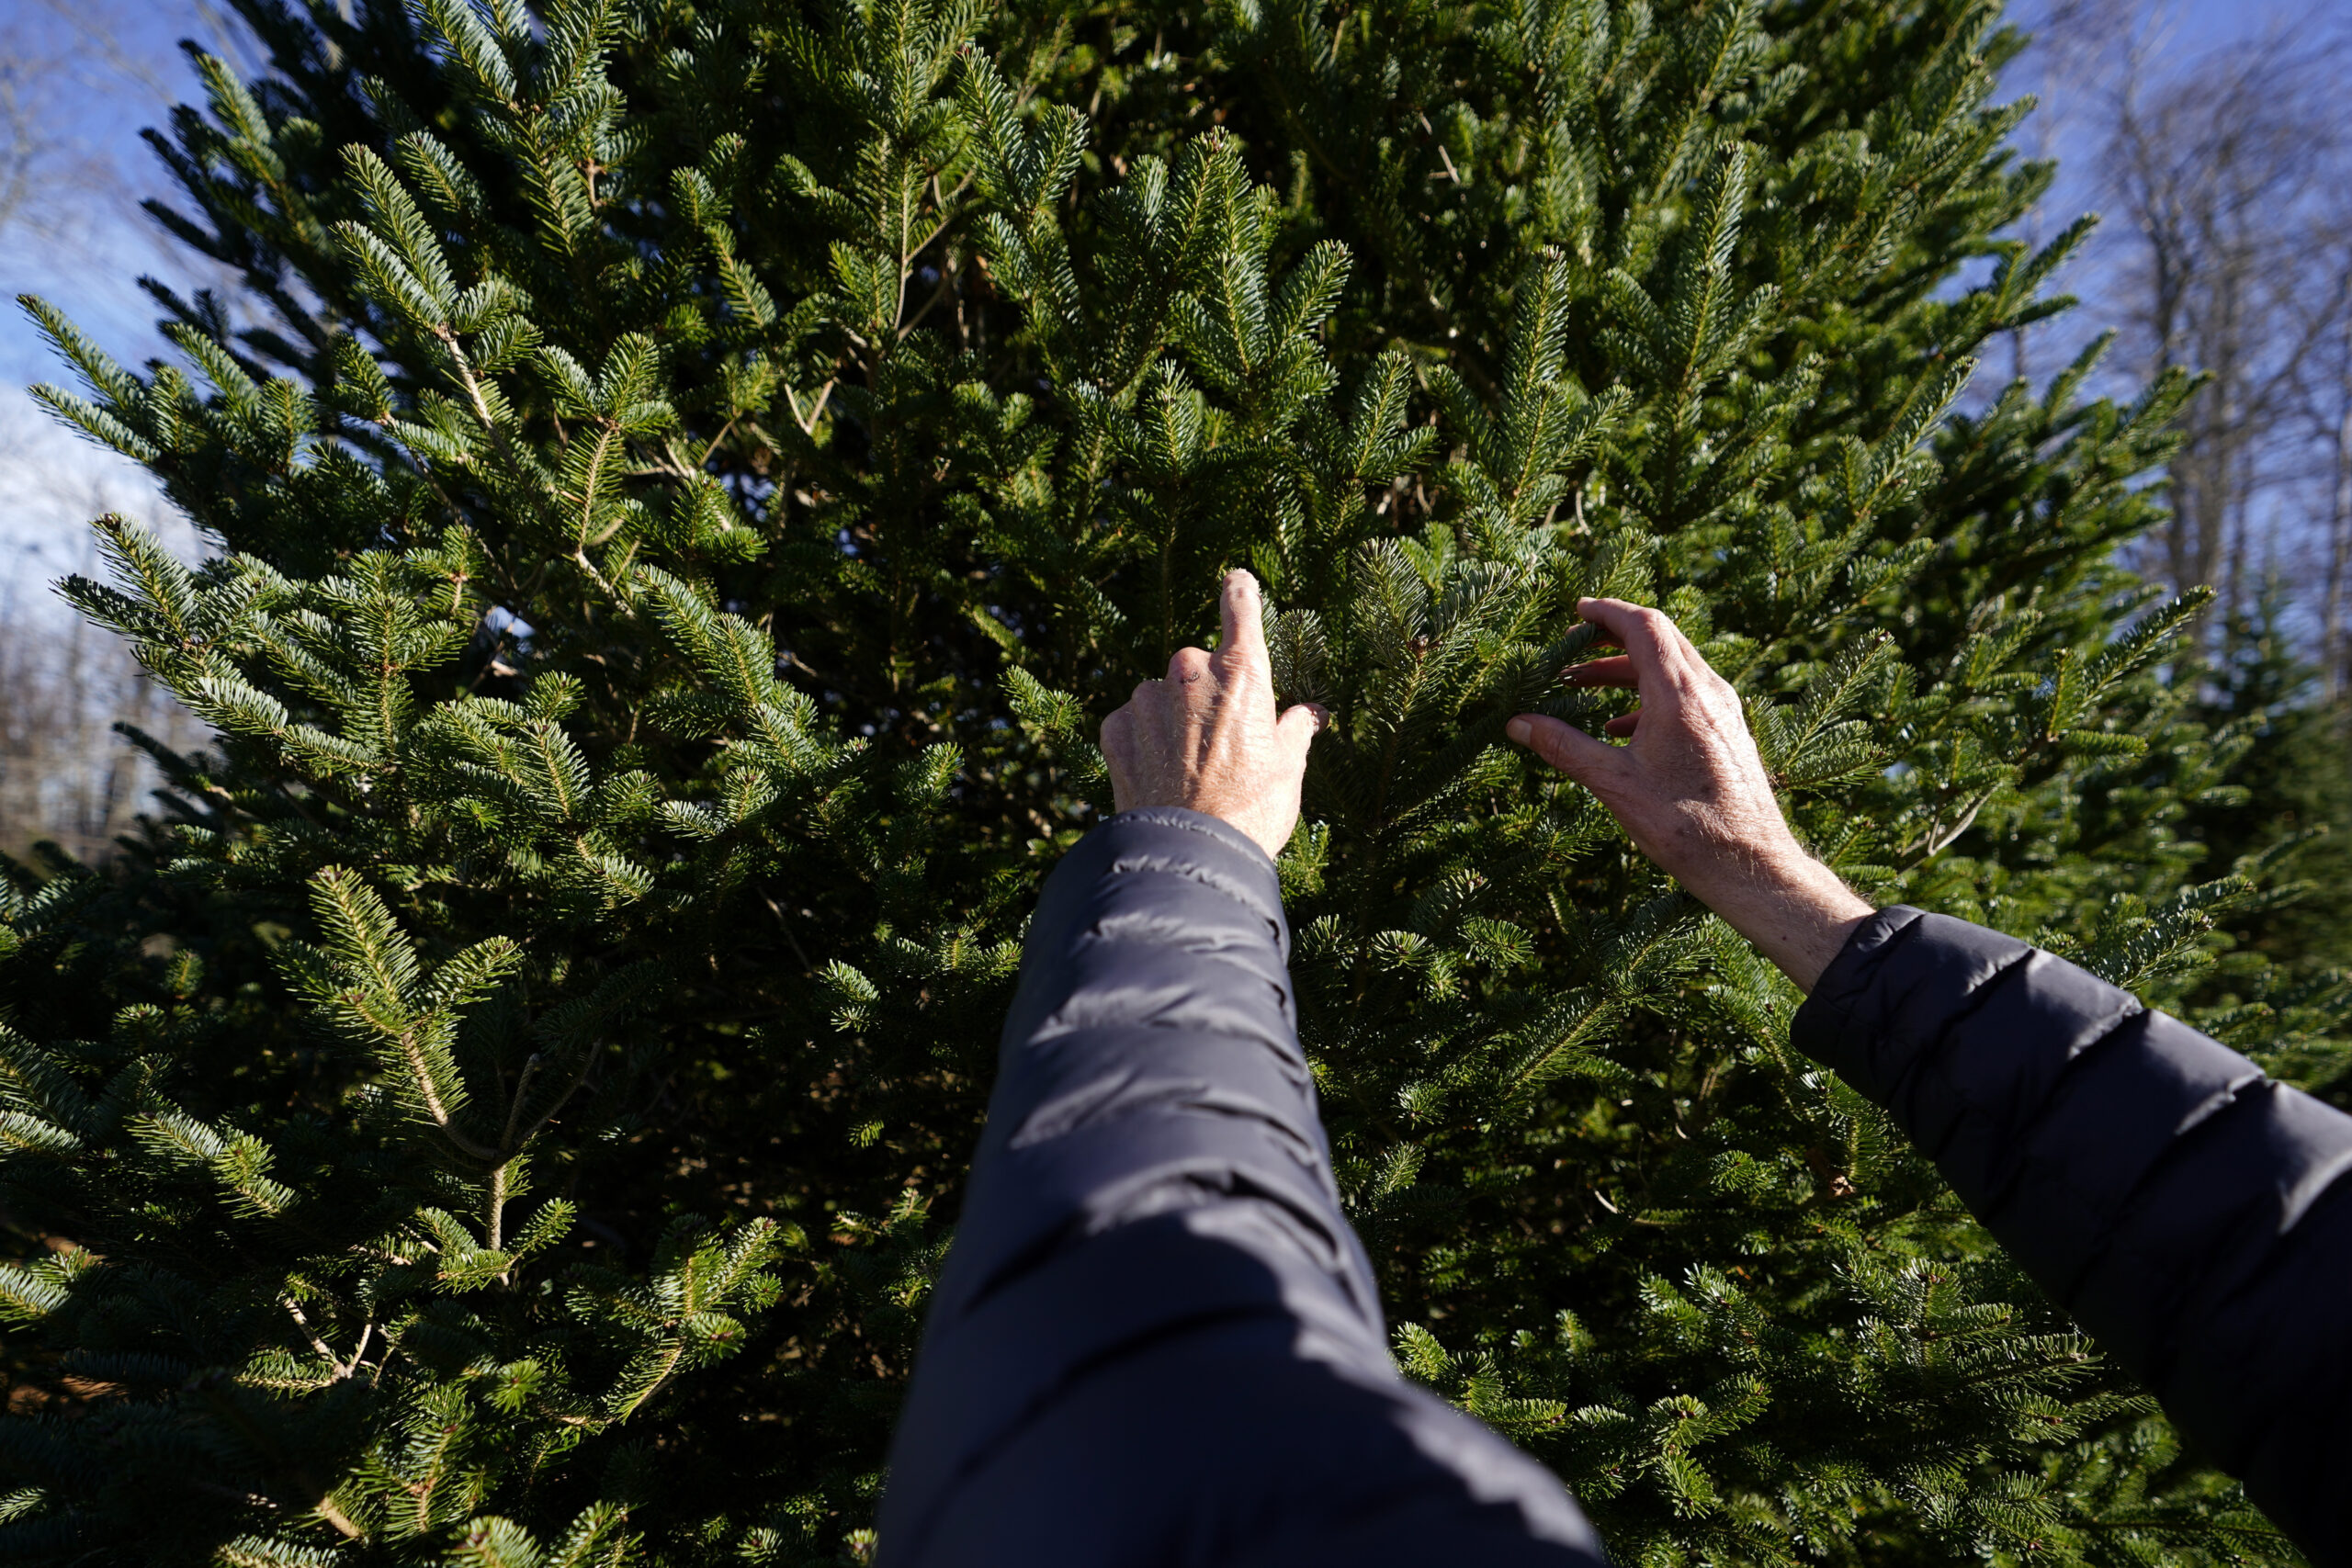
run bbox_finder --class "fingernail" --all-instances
[1308,704,1330,729]
[1506,717,1532,745]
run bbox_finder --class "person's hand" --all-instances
[1099,570,1326,860]
[1504,597,1873,991]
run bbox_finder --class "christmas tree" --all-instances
[4,0,2341,1562]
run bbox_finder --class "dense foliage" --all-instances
[3,0,2345,1562]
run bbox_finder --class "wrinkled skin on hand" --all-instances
[1505,597,1873,991]
[1099,570,1325,861]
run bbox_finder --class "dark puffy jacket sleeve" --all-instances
[1792,907,2352,1563]
[876,809,1604,1568]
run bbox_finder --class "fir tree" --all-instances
[2161,587,2352,1105]
[2,0,2341,1562]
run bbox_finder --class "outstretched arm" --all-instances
[877,573,1603,1568]
[1510,598,2352,1564]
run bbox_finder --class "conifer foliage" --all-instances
[3,0,2339,1562]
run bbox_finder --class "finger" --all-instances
[1276,701,1325,762]
[1563,656,1637,688]
[1168,647,1213,684]
[1603,709,1641,738]
[1505,714,1629,789]
[1576,598,1697,705]
[1099,707,1136,808]
[1216,569,1271,683]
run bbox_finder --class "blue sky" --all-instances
[0,1,255,385]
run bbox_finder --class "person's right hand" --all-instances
[1098,570,1325,860]
[1504,598,1872,991]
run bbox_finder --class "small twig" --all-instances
[432,324,498,429]
[785,379,836,436]
[503,1053,541,1154]
[513,1040,600,1150]
[898,263,959,343]
[1419,112,1462,184]
[571,546,616,598]
[315,1495,365,1540]
[1906,786,1995,867]
[365,1320,405,1391]
[282,1297,336,1366]
[341,1320,375,1381]
[696,416,738,468]
[901,173,975,265]
[763,896,817,975]
[485,1161,507,1254]
[376,1012,502,1160]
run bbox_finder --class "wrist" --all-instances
[1695,844,1873,994]
[1144,792,1291,862]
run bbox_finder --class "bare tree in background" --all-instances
[2002,2,2352,686]
[0,7,115,248]
[2293,252,2352,712]
[0,66,37,242]
[0,397,206,862]
[0,569,198,866]
[2002,0,2138,385]
[0,1,245,865]
[0,1,259,297]
[2105,23,2352,650]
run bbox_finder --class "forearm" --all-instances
[878,810,1601,1566]
[1793,908,2352,1565]
[927,807,1343,1315]
[880,810,1363,1542]
[1678,838,1873,993]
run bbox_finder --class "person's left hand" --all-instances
[1099,570,1326,859]
[1504,596,1872,989]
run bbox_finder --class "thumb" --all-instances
[1276,702,1326,766]
[1507,714,1624,789]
